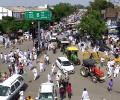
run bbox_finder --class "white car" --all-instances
[0,74,25,100]
[36,82,57,100]
[56,57,75,74]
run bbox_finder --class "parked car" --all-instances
[0,74,25,100]
[36,82,57,100]
[56,57,75,74]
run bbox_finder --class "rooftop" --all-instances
[3,6,48,12]
[40,82,54,93]
[104,8,118,18]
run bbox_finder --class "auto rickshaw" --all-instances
[65,46,80,65]
[60,39,70,52]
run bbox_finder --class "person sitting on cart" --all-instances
[89,53,94,59]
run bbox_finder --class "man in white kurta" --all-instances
[113,65,120,78]
[81,88,90,100]
[32,68,38,80]
[47,73,51,82]
[39,62,44,72]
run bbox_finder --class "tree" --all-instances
[78,10,107,39]
[52,3,76,22]
[0,16,32,35]
[89,0,114,11]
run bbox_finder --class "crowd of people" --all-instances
[0,47,38,79]
[0,9,120,100]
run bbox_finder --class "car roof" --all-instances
[0,74,22,87]
[40,82,54,93]
[58,57,69,61]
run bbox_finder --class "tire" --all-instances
[92,76,97,83]
[80,67,88,77]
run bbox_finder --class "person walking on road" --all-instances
[45,55,49,65]
[8,65,12,76]
[113,64,120,78]
[39,61,44,72]
[19,91,24,100]
[56,74,60,87]
[0,52,3,63]
[66,83,72,100]
[81,88,90,100]
[4,54,8,63]
[47,73,51,82]
[107,59,113,77]
[19,62,24,74]
[107,79,113,92]
[59,85,65,100]
[28,59,33,70]
[51,64,56,75]
[32,67,38,80]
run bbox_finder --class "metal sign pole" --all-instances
[38,21,41,51]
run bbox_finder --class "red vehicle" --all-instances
[80,59,105,83]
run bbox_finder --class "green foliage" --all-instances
[52,3,76,22]
[90,0,114,11]
[78,10,107,39]
[0,17,32,34]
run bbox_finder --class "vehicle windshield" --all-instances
[0,85,10,96]
[62,61,71,66]
[39,93,53,100]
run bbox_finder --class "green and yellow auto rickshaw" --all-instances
[65,46,81,65]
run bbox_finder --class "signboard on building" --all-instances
[25,10,52,20]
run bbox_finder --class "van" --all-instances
[36,82,57,100]
[0,74,25,100]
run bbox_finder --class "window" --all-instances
[62,61,71,66]
[18,76,24,82]
[39,93,53,99]
[10,85,15,93]
[57,59,61,63]
[0,85,10,96]
[15,81,20,88]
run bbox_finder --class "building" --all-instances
[6,6,27,20]
[0,7,12,20]
[102,8,120,34]
[0,5,48,20]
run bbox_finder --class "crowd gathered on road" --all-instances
[0,10,120,100]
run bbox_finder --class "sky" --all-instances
[0,0,92,7]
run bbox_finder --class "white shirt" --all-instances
[16,49,19,53]
[9,57,15,63]
[48,74,51,81]
[46,56,49,61]
[110,60,115,66]
[4,54,7,60]
[114,65,120,74]
[101,57,105,62]
[0,53,3,59]
[33,68,37,75]
[107,61,111,68]
[82,90,90,100]
[24,51,27,56]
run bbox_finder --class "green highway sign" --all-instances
[25,10,52,20]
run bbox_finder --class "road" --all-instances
[0,40,120,100]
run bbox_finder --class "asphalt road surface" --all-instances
[0,40,120,100]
